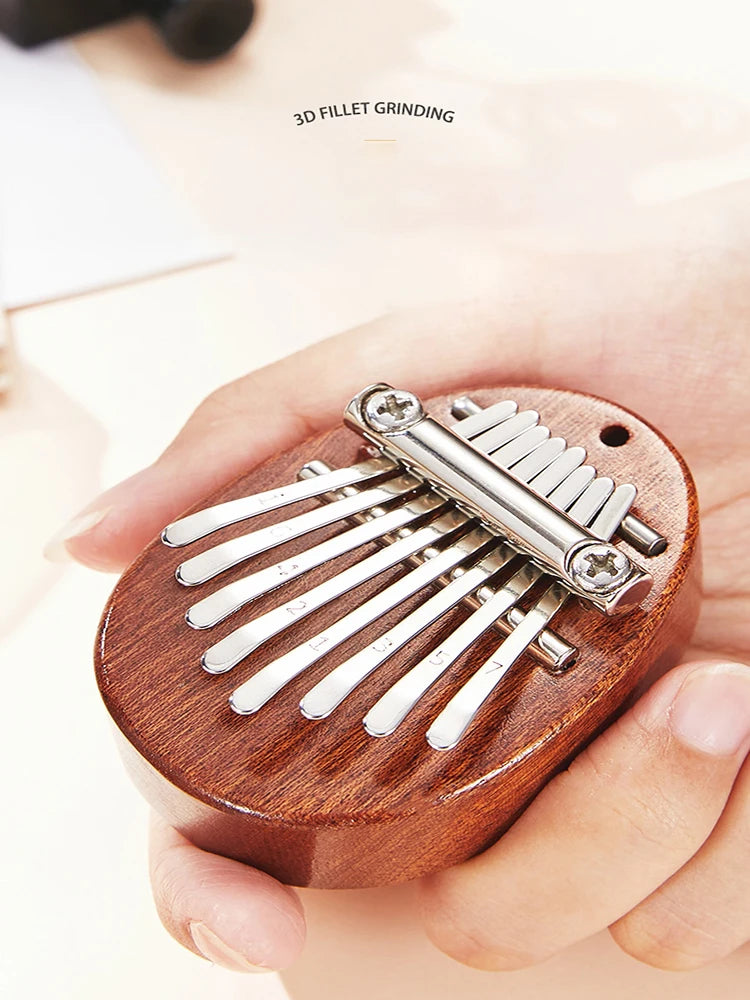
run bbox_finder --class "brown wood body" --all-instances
[95,387,700,888]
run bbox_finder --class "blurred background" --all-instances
[2,1,750,997]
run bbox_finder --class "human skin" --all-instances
[47,234,750,981]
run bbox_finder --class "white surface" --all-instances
[2,2,750,999]
[0,39,228,308]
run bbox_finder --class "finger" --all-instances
[419,660,750,971]
[149,813,306,973]
[40,300,548,571]
[44,293,593,571]
[44,246,748,572]
[44,305,500,571]
[611,730,750,969]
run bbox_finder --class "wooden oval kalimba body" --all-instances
[95,386,700,888]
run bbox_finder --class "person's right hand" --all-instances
[46,239,750,974]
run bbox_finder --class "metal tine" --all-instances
[176,473,421,586]
[567,476,614,528]
[299,545,516,720]
[591,483,637,542]
[301,434,577,721]
[546,464,596,510]
[527,446,586,496]
[470,410,540,454]
[186,492,447,629]
[452,399,518,439]
[363,462,608,739]
[510,437,566,482]
[202,508,470,674]
[162,456,395,547]
[426,582,569,750]
[230,526,498,714]
[424,471,624,749]
[364,562,542,737]
[487,425,550,468]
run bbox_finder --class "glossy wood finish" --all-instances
[95,386,700,888]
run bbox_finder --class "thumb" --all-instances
[41,257,702,574]
[42,364,336,572]
[41,303,515,572]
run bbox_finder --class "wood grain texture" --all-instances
[95,386,701,888]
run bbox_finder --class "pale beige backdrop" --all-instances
[3,1,750,998]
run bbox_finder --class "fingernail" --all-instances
[43,508,112,563]
[189,921,273,974]
[670,663,750,756]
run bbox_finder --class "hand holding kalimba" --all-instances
[48,251,750,975]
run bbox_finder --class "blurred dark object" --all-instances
[0,0,255,61]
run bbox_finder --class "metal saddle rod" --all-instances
[345,385,652,616]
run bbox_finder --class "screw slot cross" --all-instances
[363,389,424,431]
[582,550,620,579]
[569,543,632,595]
[376,394,415,421]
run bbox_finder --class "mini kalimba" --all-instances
[96,384,700,887]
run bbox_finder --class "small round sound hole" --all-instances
[600,424,630,447]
